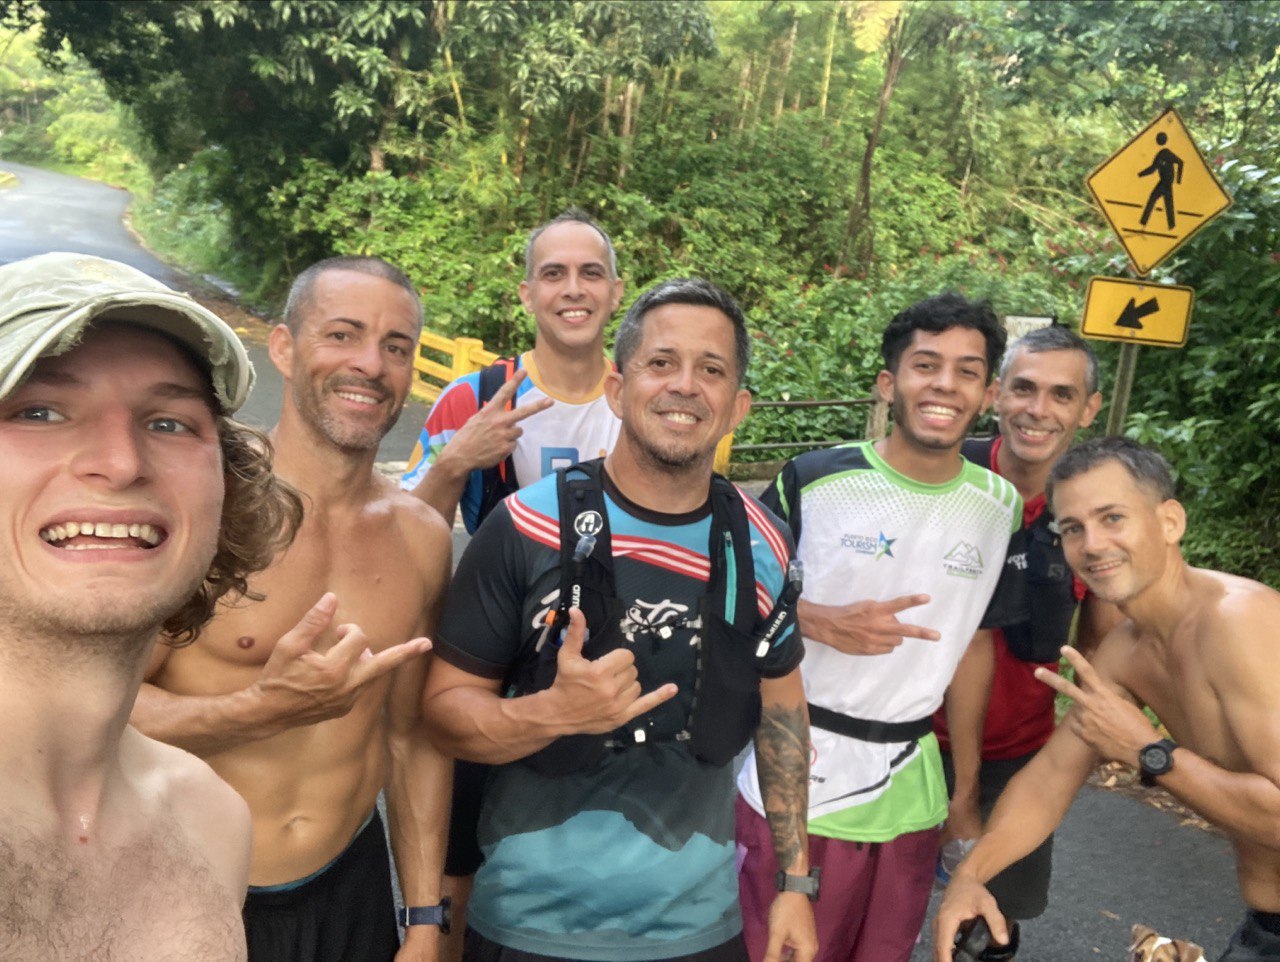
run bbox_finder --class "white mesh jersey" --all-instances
[738,440,1021,833]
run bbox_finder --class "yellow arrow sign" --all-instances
[1081,277,1195,348]
[1086,109,1231,276]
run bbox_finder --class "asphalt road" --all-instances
[0,159,1244,962]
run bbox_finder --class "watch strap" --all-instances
[399,897,451,933]
[775,867,821,901]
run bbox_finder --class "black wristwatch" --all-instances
[1138,738,1177,787]
[399,897,451,933]
[775,867,821,901]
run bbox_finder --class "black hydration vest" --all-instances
[511,458,801,775]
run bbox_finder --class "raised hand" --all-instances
[442,370,554,471]
[253,592,432,725]
[800,594,941,655]
[1035,646,1155,766]
[546,608,678,734]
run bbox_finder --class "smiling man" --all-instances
[422,278,816,962]
[933,437,1280,962]
[133,257,454,962]
[400,209,626,955]
[736,293,1023,962]
[0,251,300,959]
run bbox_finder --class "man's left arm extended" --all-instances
[1041,603,1280,849]
[942,629,994,844]
[386,537,454,962]
[754,668,818,962]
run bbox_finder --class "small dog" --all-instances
[1130,923,1206,962]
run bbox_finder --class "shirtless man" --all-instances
[0,251,300,959]
[933,437,1280,962]
[134,257,454,962]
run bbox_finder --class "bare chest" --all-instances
[1128,641,1243,770]
[0,832,245,962]
[172,512,437,676]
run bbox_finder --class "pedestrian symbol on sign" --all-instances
[1138,133,1184,231]
[1085,109,1231,275]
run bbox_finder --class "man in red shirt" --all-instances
[934,325,1123,954]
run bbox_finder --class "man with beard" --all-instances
[736,293,1022,962]
[933,438,1280,962]
[422,278,817,962]
[0,251,301,959]
[134,257,454,962]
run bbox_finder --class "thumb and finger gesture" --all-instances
[1035,646,1154,763]
[453,370,553,469]
[258,593,432,724]
[829,593,939,655]
[552,608,678,734]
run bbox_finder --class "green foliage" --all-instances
[1,0,1278,579]
[1121,158,1280,583]
[0,27,150,192]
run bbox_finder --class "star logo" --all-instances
[875,531,896,560]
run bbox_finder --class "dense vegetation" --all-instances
[1,0,1277,580]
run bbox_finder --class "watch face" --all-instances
[1141,744,1170,773]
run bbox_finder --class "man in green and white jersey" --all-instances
[736,293,1023,962]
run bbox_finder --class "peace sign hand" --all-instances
[1034,647,1156,768]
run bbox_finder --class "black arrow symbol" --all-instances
[1116,296,1159,329]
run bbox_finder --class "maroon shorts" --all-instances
[735,794,937,962]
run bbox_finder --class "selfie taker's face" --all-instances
[0,325,224,644]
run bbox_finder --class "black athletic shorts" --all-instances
[243,810,400,962]
[941,750,1054,921]
[1219,910,1280,961]
[446,758,490,877]
[463,927,749,962]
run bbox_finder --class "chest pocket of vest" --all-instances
[688,596,763,767]
[1004,520,1077,663]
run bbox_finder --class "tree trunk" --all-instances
[514,115,531,183]
[818,2,842,118]
[443,45,467,130]
[601,74,614,136]
[617,79,636,184]
[773,17,797,119]
[736,57,753,131]
[838,13,907,268]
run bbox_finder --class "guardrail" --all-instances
[411,331,499,403]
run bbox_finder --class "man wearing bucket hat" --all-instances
[0,251,301,959]
[131,256,455,962]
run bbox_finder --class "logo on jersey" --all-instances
[840,530,897,560]
[943,541,984,579]
[620,598,697,643]
[573,510,604,537]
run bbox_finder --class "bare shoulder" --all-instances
[1199,568,1280,623]
[120,727,251,892]
[1088,616,1143,690]
[378,472,453,562]
[1195,569,1280,674]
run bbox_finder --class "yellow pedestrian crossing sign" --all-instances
[1086,109,1231,276]
[1081,276,1195,348]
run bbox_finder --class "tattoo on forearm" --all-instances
[756,704,810,871]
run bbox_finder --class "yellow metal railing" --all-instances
[412,331,499,403]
